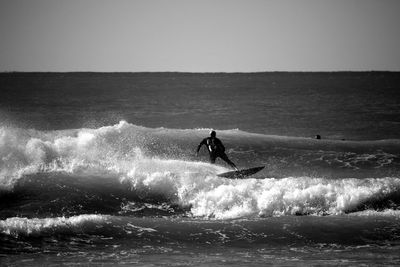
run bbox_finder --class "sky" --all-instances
[0,0,399,72]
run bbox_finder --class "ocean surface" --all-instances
[1,72,400,266]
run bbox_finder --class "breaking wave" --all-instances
[0,121,400,220]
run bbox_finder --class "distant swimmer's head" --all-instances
[210,130,216,137]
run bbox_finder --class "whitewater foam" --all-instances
[187,177,400,219]
[349,209,400,217]
[0,214,108,237]
[0,121,153,187]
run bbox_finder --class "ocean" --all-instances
[1,72,400,266]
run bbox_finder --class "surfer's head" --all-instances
[210,130,216,137]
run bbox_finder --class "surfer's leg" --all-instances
[219,153,238,170]
[209,152,216,164]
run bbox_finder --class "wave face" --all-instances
[1,121,400,221]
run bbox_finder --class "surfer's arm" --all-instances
[196,138,207,153]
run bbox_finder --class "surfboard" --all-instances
[217,166,265,179]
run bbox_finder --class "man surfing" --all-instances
[196,130,238,170]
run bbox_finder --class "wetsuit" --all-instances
[196,137,237,169]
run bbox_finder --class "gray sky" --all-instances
[1,0,399,72]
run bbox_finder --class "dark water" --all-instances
[1,72,400,266]
[2,72,400,140]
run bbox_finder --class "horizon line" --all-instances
[1,70,399,74]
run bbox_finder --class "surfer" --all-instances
[196,130,238,170]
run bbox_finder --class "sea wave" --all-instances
[1,121,400,219]
[1,170,399,219]
[1,120,400,186]
[189,176,400,219]
[1,211,399,248]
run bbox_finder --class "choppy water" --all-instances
[1,72,400,266]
